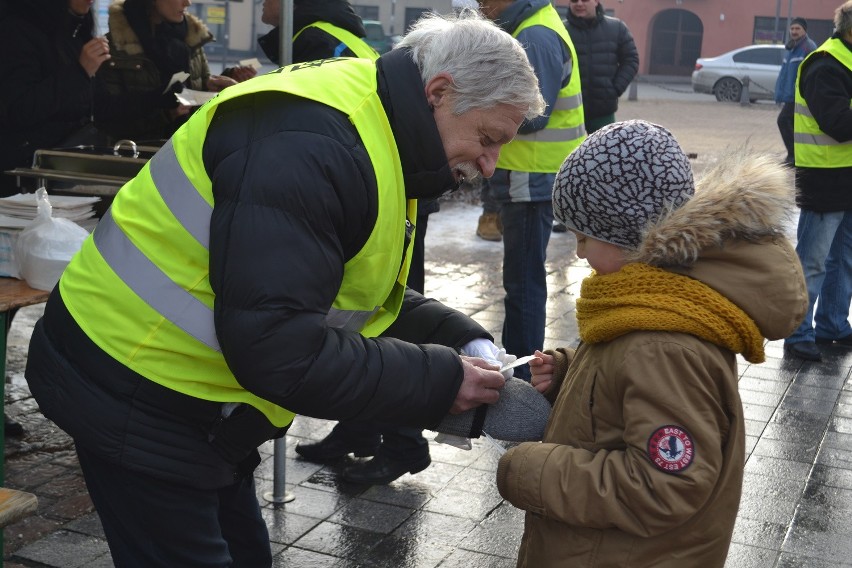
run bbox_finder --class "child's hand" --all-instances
[529,350,554,393]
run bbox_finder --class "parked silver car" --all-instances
[691,44,786,102]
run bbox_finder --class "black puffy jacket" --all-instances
[26,49,491,489]
[564,5,639,121]
[258,0,368,64]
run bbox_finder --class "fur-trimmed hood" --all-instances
[633,152,794,266]
[107,0,213,55]
[631,153,807,340]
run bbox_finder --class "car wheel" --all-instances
[714,78,742,102]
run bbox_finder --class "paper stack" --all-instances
[0,193,101,230]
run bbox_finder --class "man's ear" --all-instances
[424,72,454,108]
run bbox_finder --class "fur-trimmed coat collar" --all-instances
[631,153,807,341]
[107,0,213,55]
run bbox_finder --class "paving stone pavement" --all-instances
[4,94,852,567]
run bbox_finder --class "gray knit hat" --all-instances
[552,120,694,250]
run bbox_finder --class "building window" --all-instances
[753,16,786,44]
[353,5,380,21]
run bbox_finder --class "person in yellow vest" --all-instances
[477,0,585,381]
[23,11,546,566]
[253,0,438,487]
[783,0,852,362]
[258,0,377,65]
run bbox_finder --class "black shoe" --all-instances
[552,222,568,233]
[342,453,431,485]
[295,434,380,462]
[815,334,852,347]
[784,341,822,361]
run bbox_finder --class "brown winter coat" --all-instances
[96,0,213,141]
[496,153,808,567]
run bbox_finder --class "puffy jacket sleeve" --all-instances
[496,339,730,537]
[515,25,567,134]
[204,95,465,428]
[383,289,492,348]
[612,19,639,96]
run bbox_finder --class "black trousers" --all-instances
[777,101,795,164]
[76,444,272,568]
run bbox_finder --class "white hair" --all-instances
[836,0,852,36]
[394,10,546,120]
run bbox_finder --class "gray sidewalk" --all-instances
[4,95,852,567]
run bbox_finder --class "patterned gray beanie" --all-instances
[552,120,694,250]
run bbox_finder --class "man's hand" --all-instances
[450,356,506,414]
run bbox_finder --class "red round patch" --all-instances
[647,425,694,473]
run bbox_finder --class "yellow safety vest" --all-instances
[60,58,416,427]
[794,38,852,168]
[496,4,586,173]
[293,21,380,61]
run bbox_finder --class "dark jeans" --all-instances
[480,178,500,214]
[585,113,615,135]
[76,444,271,567]
[777,102,795,164]
[500,201,553,380]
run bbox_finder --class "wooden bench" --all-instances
[0,487,37,528]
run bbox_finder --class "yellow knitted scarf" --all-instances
[576,263,765,363]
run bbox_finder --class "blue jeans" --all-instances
[787,209,852,344]
[500,201,553,380]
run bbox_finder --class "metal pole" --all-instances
[279,0,293,66]
[774,0,782,43]
[786,0,794,37]
[263,438,294,504]
[222,0,229,69]
[265,0,296,506]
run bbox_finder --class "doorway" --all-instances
[649,9,703,76]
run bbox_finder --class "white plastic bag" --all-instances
[14,188,89,291]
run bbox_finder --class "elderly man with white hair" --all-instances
[24,10,546,567]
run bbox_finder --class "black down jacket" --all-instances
[25,49,491,489]
[564,4,639,121]
[258,0,368,64]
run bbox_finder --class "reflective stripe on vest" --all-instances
[496,4,586,173]
[793,38,852,168]
[293,21,380,61]
[60,58,413,427]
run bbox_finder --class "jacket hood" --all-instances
[495,0,551,34]
[629,153,807,340]
[108,0,213,54]
[294,0,366,37]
